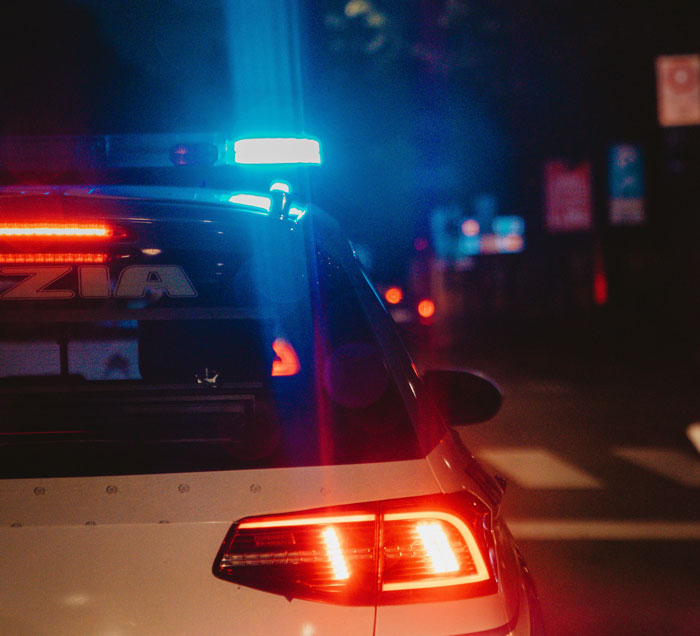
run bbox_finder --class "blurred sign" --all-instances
[493,215,526,236]
[474,194,497,228]
[430,205,463,260]
[656,54,700,127]
[608,144,646,225]
[544,161,593,232]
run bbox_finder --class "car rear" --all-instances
[0,186,534,635]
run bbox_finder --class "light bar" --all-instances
[0,223,121,239]
[228,193,272,212]
[234,138,321,165]
[0,253,108,264]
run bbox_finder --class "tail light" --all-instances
[213,493,496,605]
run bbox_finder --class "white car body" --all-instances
[0,183,539,636]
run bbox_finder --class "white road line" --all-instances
[509,519,700,541]
[612,447,700,487]
[474,448,603,489]
[688,423,700,457]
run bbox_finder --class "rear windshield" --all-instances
[0,200,419,478]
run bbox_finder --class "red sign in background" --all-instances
[656,54,700,127]
[544,161,593,232]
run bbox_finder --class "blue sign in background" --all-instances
[609,144,644,199]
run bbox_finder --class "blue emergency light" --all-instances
[228,193,272,212]
[233,138,322,165]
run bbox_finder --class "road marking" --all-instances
[612,447,700,487]
[475,448,603,489]
[688,423,700,457]
[509,519,700,541]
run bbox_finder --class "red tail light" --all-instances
[0,223,131,240]
[213,493,495,605]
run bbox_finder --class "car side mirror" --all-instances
[423,369,502,425]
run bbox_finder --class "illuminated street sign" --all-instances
[608,144,645,225]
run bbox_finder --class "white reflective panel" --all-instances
[613,446,700,487]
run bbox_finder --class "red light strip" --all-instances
[0,223,116,239]
[238,513,376,530]
[0,253,108,264]
[382,511,490,590]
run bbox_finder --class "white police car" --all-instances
[0,136,543,635]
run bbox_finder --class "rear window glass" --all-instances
[0,201,420,477]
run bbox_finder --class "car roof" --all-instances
[0,182,319,226]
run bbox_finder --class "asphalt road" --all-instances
[410,326,700,636]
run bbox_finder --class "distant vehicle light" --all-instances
[501,234,524,253]
[228,193,272,212]
[417,299,436,319]
[461,219,480,237]
[234,138,322,165]
[384,286,403,305]
[594,269,608,305]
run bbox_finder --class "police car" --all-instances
[0,136,543,635]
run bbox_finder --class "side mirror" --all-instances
[423,369,502,425]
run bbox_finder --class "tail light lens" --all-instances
[213,493,496,605]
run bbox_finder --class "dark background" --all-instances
[0,0,698,361]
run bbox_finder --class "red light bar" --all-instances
[0,223,127,240]
[0,253,108,264]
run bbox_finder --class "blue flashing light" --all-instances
[234,138,322,165]
[228,193,272,212]
[270,181,291,193]
[287,205,307,221]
